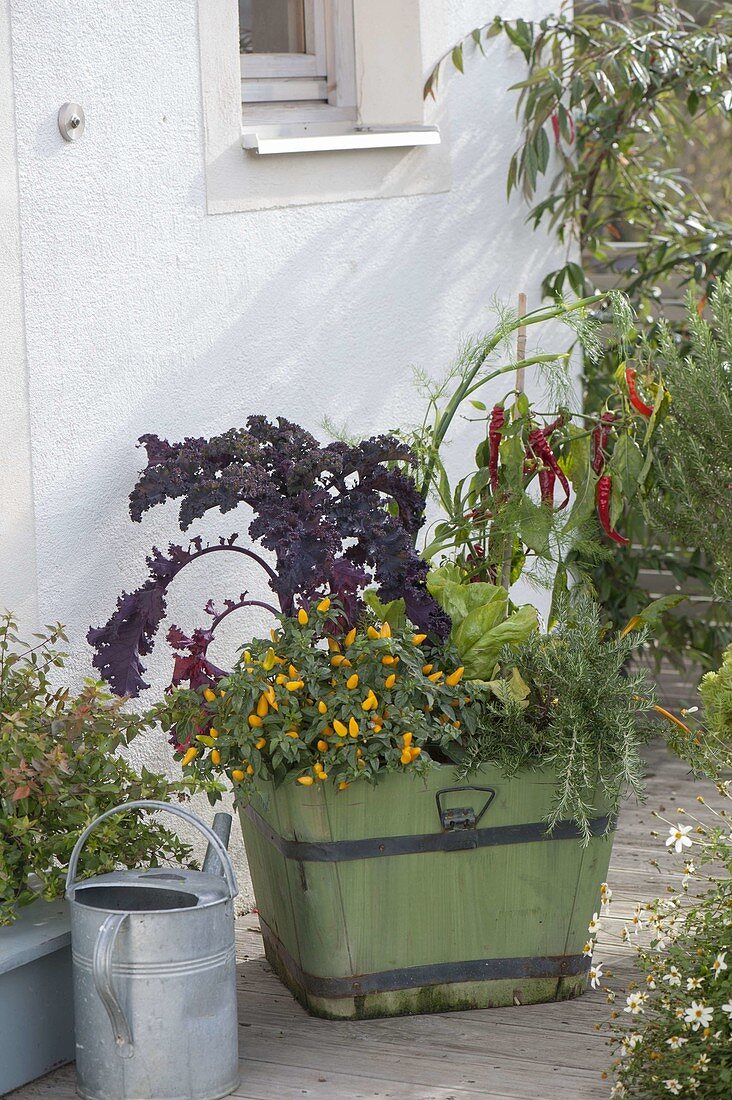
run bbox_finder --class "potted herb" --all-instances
[86,356,690,1018]
[0,614,205,1093]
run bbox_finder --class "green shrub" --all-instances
[0,613,211,925]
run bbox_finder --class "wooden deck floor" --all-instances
[9,743,711,1100]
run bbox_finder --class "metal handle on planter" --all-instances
[93,913,134,1058]
[65,800,239,899]
[436,786,496,831]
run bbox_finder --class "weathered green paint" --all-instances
[239,764,615,1019]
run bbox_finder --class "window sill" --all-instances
[241,124,440,156]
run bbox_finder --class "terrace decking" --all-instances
[9,742,712,1100]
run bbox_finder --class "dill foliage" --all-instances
[457,597,656,839]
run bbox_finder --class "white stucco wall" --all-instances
[5,0,574,905]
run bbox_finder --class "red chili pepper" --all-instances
[625,368,654,417]
[550,112,561,144]
[488,405,505,494]
[544,413,566,438]
[596,475,629,546]
[528,428,570,510]
[538,466,556,507]
[592,411,616,474]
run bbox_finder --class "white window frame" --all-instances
[197,0,450,213]
[241,1,357,118]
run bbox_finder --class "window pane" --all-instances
[240,1,306,54]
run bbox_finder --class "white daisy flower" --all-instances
[694,1053,711,1073]
[589,964,603,989]
[666,824,693,854]
[721,1001,732,1020]
[624,991,647,1014]
[582,940,594,957]
[587,912,601,934]
[712,950,728,979]
[683,1001,714,1030]
[663,1080,682,1095]
[665,1035,688,1050]
[686,976,705,992]
[663,966,682,987]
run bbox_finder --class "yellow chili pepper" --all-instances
[361,691,378,712]
[246,764,254,776]
[276,673,287,685]
[346,673,359,690]
[331,654,347,667]
[380,621,391,638]
[382,655,396,666]
[255,737,267,750]
[232,769,245,781]
[409,746,421,760]
[181,747,199,766]
[211,749,221,766]
[209,727,219,739]
[285,680,304,691]
[400,750,412,765]
[316,770,328,781]
[316,739,329,752]
[422,663,433,675]
[445,667,465,687]
[344,627,357,646]
[288,664,299,679]
[286,729,299,739]
[333,719,348,737]
[367,626,380,640]
[412,633,427,645]
[297,775,314,786]
[317,700,328,714]
[322,725,334,737]
[256,694,269,717]
[338,781,349,791]
[402,732,413,747]
[327,637,341,653]
[262,648,277,671]
[428,670,444,683]
[384,673,396,689]
[348,717,359,738]
[248,714,263,728]
[203,688,216,703]
[298,608,309,626]
[317,596,331,613]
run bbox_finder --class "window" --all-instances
[239,0,356,119]
[197,0,449,211]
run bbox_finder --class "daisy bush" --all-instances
[592,784,732,1098]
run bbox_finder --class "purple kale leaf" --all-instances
[90,416,447,696]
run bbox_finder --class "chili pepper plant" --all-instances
[154,599,484,795]
[400,292,668,607]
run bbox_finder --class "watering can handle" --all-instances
[65,800,238,899]
[93,913,134,1058]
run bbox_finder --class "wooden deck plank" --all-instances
[8,741,715,1100]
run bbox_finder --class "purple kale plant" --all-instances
[88,416,449,697]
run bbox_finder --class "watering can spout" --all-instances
[202,812,233,878]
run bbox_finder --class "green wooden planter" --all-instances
[239,764,615,1019]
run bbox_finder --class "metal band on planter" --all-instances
[241,802,616,862]
[259,921,591,998]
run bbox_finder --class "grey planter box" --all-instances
[0,896,74,1094]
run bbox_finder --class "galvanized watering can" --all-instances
[66,801,239,1100]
